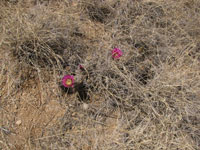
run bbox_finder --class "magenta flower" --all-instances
[79,64,86,72]
[62,75,74,88]
[79,64,84,70]
[112,48,123,59]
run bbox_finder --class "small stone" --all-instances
[72,112,76,117]
[82,103,89,110]
[16,120,22,125]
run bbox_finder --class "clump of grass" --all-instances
[0,0,200,150]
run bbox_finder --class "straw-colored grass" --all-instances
[0,0,200,149]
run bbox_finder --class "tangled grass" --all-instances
[0,0,200,149]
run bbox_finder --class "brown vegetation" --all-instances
[0,0,200,149]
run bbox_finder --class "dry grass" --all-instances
[0,0,200,149]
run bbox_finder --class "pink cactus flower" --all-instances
[79,64,84,69]
[112,48,123,59]
[79,64,86,72]
[62,75,74,88]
